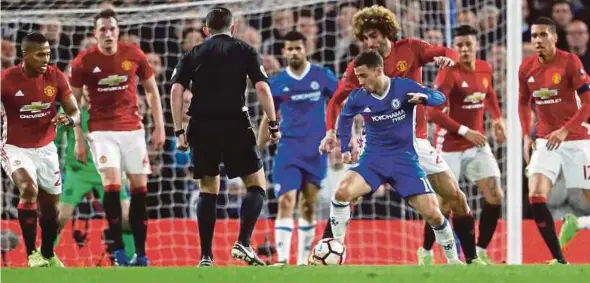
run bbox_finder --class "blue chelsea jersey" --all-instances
[338,77,445,160]
[269,63,338,139]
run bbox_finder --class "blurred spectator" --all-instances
[335,2,361,75]
[522,0,531,42]
[566,20,590,71]
[181,27,204,52]
[551,0,573,50]
[261,55,282,77]
[79,35,98,50]
[422,28,443,85]
[97,0,115,9]
[401,0,421,39]
[120,31,141,46]
[174,11,204,40]
[262,9,294,58]
[39,18,73,71]
[296,9,321,63]
[457,10,477,29]
[1,39,16,71]
[424,28,444,46]
[236,26,261,52]
[478,5,503,60]
[523,41,536,59]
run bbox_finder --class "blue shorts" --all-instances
[272,138,327,197]
[350,152,433,199]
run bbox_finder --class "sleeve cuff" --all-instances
[458,125,470,136]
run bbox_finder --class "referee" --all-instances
[170,6,280,266]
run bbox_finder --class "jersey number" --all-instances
[584,165,590,180]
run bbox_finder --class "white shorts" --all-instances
[529,139,590,189]
[1,143,61,194]
[416,138,450,175]
[441,144,501,183]
[87,129,151,175]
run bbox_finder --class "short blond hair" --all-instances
[352,5,401,41]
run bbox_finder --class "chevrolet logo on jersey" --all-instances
[463,92,486,103]
[532,88,558,99]
[20,101,51,113]
[97,75,129,92]
[98,75,128,86]
[20,101,52,119]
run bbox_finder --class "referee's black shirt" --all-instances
[171,34,268,122]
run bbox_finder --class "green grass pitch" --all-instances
[2,265,589,283]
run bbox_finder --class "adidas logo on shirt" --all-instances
[15,90,24,97]
[528,76,535,83]
[93,66,101,73]
[461,81,469,88]
[363,107,371,113]
[282,86,290,92]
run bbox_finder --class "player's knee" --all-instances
[439,199,452,216]
[278,192,296,212]
[18,182,38,203]
[300,196,316,220]
[424,209,445,227]
[486,188,504,205]
[334,187,351,203]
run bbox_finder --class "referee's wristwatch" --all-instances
[174,129,185,137]
[268,120,279,134]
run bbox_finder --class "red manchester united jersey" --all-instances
[70,43,153,132]
[430,60,502,151]
[1,65,72,148]
[326,38,457,139]
[519,49,590,140]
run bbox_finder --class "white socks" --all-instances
[297,218,316,265]
[275,218,294,263]
[330,198,351,243]
[431,218,460,263]
[577,216,590,230]
[275,218,317,265]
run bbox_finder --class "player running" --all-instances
[54,97,135,260]
[427,25,506,264]
[1,32,80,267]
[519,17,590,265]
[257,31,338,265]
[329,50,461,264]
[69,9,165,266]
[318,5,483,264]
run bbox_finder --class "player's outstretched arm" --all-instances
[405,80,446,107]
[416,39,457,67]
[326,62,359,133]
[141,75,165,150]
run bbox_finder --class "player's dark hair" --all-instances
[532,17,557,33]
[283,31,307,43]
[454,25,478,37]
[552,0,571,9]
[353,49,383,69]
[205,6,233,33]
[21,32,48,51]
[94,8,118,27]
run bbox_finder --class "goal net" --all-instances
[0,0,508,266]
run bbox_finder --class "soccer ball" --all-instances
[309,238,346,265]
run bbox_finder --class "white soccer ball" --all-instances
[309,238,346,265]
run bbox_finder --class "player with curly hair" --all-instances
[318,5,485,265]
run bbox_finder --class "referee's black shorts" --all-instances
[187,118,262,179]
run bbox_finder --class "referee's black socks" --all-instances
[197,192,218,258]
[238,186,266,247]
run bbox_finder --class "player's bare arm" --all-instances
[141,75,165,150]
[254,81,281,144]
[53,93,80,127]
[256,112,271,150]
[71,87,88,163]
[170,82,188,152]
